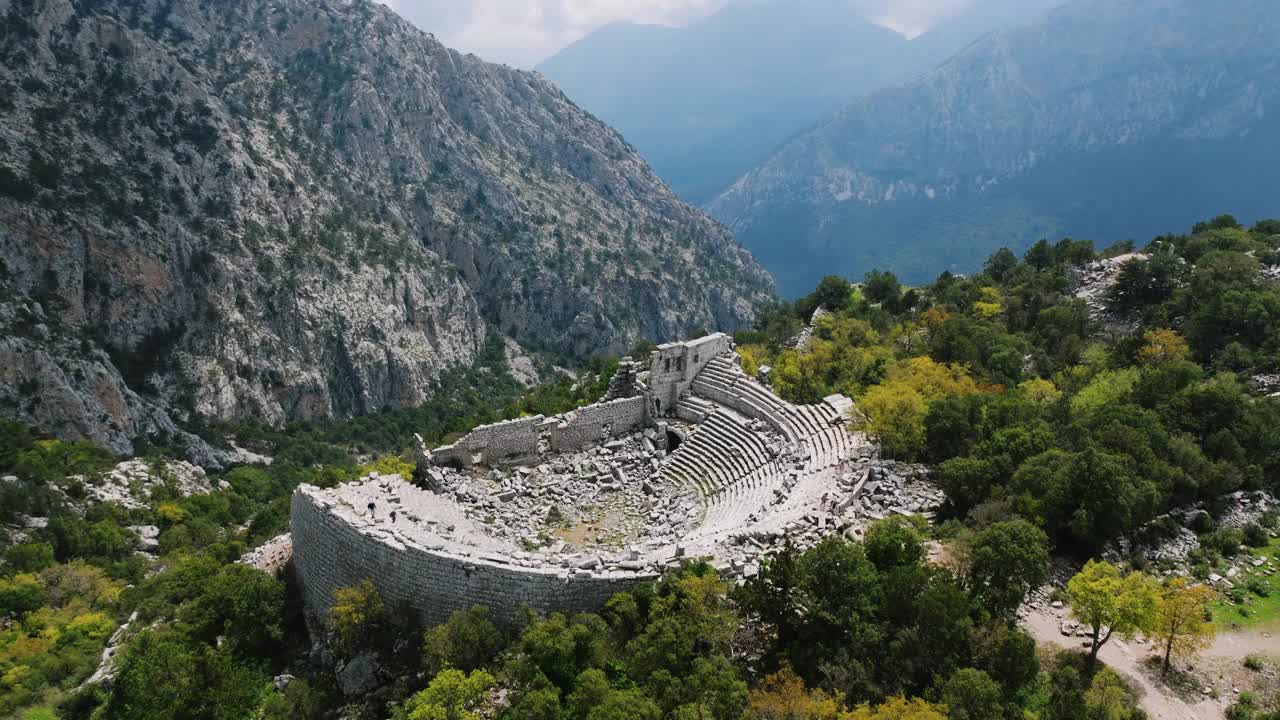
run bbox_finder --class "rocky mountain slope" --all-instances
[709,0,1280,294]
[0,0,772,463]
[537,0,1063,205]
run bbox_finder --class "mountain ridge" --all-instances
[0,0,772,462]
[537,0,1065,205]
[708,0,1280,294]
[536,0,913,204]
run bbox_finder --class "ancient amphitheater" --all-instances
[291,334,935,627]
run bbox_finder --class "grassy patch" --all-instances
[1211,537,1280,630]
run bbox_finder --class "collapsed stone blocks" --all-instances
[291,336,931,627]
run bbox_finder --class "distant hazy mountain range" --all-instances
[537,0,1063,205]
[708,0,1280,294]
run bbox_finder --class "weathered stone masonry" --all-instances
[290,486,656,628]
[290,334,890,628]
[431,395,649,467]
[549,396,646,453]
[648,334,733,419]
[432,415,544,468]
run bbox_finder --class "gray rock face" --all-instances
[336,653,381,697]
[0,0,772,459]
[75,458,224,511]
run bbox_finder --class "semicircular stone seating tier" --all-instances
[662,353,853,536]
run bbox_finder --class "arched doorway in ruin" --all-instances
[666,428,683,454]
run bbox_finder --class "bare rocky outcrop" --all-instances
[239,533,294,575]
[1108,491,1279,570]
[73,458,226,511]
[1070,252,1149,322]
[1253,374,1280,398]
[82,610,139,689]
[0,0,772,461]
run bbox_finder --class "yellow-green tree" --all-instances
[886,357,979,401]
[844,697,947,720]
[329,579,385,652]
[744,667,843,720]
[738,343,770,378]
[856,358,982,460]
[0,573,43,618]
[857,384,927,460]
[813,313,879,348]
[1070,368,1142,415]
[1066,561,1160,669]
[772,343,837,404]
[1137,329,1190,366]
[1083,668,1140,720]
[359,455,416,479]
[771,319,892,404]
[973,287,1004,319]
[396,667,494,720]
[1152,577,1216,676]
[1018,377,1063,406]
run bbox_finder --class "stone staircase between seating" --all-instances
[691,355,851,473]
[662,353,855,535]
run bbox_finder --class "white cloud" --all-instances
[859,0,976,38]
[381,0,977,67]
[381,0,729,67]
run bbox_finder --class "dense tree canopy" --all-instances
[740,217,1280,555]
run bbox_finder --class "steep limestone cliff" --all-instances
[0,0,772,460]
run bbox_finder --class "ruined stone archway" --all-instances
[665,428,683,453]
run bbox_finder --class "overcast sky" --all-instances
[380,0,977,68]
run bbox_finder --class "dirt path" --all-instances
[1023,607,1277,720]
[1199,627,1279,660]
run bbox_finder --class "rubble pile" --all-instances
[424,430,702,552]
[849,463,943,521]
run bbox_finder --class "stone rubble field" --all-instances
[308,451,944,586]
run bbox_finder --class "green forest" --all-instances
[3,216,1280,720]
[744,215,1280,556]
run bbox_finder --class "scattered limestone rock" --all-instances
[73,459,225,510]
[239,534,294,575]
[129,525,161,552]
[82,611,139,688]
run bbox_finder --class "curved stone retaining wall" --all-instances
[290,487,657,627]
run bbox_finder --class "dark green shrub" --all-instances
[1246,578,1270,598]
[3,543,55,573]
[1203,528,1246,556]
[1243,523,1269,548]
